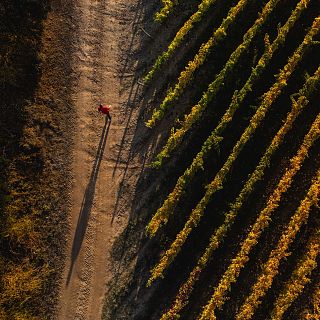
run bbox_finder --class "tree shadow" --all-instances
[110,0,159,223]
[66,118,111,286]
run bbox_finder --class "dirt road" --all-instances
[57,0,147,319]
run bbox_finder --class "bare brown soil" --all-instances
[55,0,154,319]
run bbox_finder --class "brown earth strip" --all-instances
[56,0,153,319]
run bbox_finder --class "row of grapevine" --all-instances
[198,113,320,320]
[146,16,320,244]
[235,169,320,320]
[301,282,320,319]
[270,232,319,320]
[146,0,253,127]
[153,0,311,166]
[158,66,320,320]
[154,0,180,22]
[145,0,218,82]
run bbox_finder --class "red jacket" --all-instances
[98,105,111,114]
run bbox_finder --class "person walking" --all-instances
[98,104,112,120]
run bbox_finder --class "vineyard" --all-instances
[105,0,320,319]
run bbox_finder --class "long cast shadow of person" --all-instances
[66,117,111,285]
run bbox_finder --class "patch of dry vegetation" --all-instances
[0,1,71,318]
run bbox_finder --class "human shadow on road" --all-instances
[66,118,111,286]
